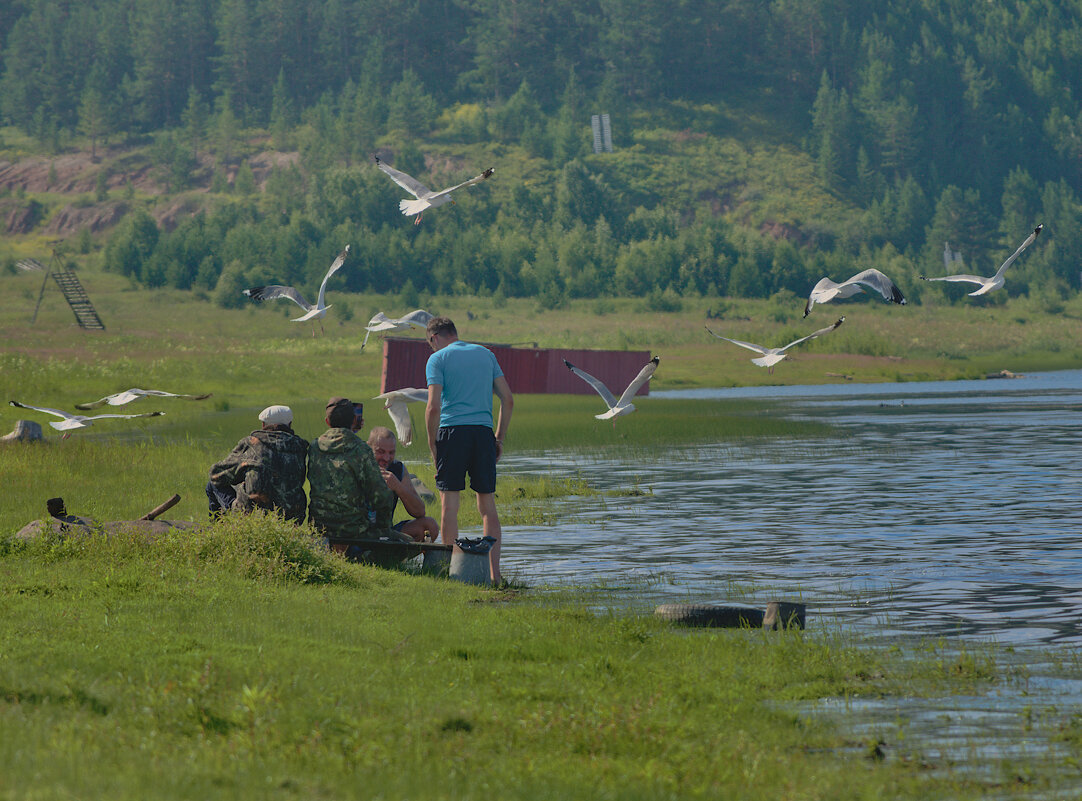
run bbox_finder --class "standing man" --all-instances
[425,317,513,584]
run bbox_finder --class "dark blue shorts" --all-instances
[435,425,497,494]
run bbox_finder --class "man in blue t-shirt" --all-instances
[425,316,513,584]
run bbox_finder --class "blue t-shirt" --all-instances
[425,341,504,427]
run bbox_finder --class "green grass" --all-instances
[0,516,1033,800]
[5,281,1082,797]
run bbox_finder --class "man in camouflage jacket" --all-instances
[308,397,407,544]
[207,405,308,523]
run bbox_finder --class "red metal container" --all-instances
[380,337,653,397]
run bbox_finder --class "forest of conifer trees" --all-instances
[2,0,1081,304]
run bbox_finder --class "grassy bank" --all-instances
[0,516,1036,800]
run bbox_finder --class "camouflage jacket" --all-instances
[209,427,308,523]
[307,427,395,539]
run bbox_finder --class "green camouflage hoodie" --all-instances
[208,427,308,523]
[307,427,395,539]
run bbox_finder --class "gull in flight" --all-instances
[374,156,494,224]
[10,400,164,432]
[564,357,660,422]
[920,224,1043,296]
[75,388,212,411]
[705,317,845,374]
[243,244,350,334]
[361,309,435,351]
[804,268,905,317]
[372,387,428,446]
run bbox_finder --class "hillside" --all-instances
[1,1,1081,306]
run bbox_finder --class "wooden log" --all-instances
[140,493,181,521]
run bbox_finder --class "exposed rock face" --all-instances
[42,201,128,235]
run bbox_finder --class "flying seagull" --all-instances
[705,317,845,374]
[563,357,660,421]
[374,156,494,224]
[920,224,1043,296]
[9,400,164,432]
[372,387,429,446]
[243,244,350,334]
[75,388,212,411]
[361,309,435,351]
[804,268,906,317]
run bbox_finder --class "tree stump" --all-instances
[0,420,44,443]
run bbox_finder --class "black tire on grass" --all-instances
[654,604,765,628]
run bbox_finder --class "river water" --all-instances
[501,369,1082,783]
[501,369,1082,645]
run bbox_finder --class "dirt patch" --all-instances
[759,220,811,246]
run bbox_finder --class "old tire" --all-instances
[654,604,765,628]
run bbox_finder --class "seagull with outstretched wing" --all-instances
[375,156,493,224]
[10,400,164,432]
[804,268,905,317]
[563,357,659,422]
[920,224,1043,296]
[372,387,429,446]
[706,318,845,374]
[361,309,434,351]
[243,244,350,334]
[75,388,212,411]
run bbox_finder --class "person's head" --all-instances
[425,316,457,350]
[367,426,396,468]
[325,397,355,429]
[258,404,293,431]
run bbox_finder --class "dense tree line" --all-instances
[3,0,1082,304]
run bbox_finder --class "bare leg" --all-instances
[476,492,502,584]
[439,490,460,545]
[397,516,440,542]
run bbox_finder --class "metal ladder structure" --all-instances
[25,251,106,330]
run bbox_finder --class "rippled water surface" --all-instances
[500,369,1082,646]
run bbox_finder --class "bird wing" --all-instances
[365,312,399,332]
[921,274,989,286]
[75,389,210,410]
[9,400,74,420]
[704,326,769,355]
[138,390,212,401]
[383,397,415,446]
[374,156,431,198]
[804,277,842,316]
[316,245,349,309]
[614,357,660,408]
[86,411,165,421]
[776,317,845,355]
[395,309,434,328]
[992,223,1043,281]
[75,390,139,410]
[244,285,311,311]
[374,388,429,404]
[846,269,906,304]
[427,167,495,202]
[563,360,618,409]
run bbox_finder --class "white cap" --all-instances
[258,405,292,425]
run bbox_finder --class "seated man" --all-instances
[367,425,440,543]
[206,405,308,523]
[308,396,409,548]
